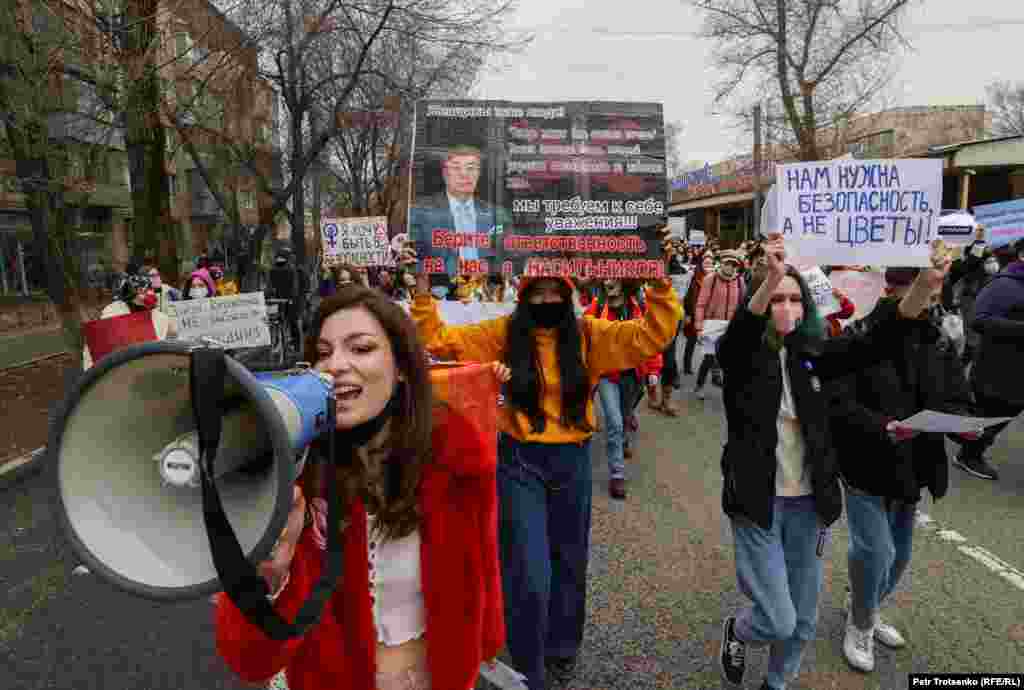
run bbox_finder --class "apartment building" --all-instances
[0,0,280,293]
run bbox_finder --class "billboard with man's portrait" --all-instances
[408,100,668,279]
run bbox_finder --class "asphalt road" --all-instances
[2,373,1022,690]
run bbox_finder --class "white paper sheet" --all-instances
[898,410,1016,434]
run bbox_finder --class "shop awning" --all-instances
[669,191,755,213]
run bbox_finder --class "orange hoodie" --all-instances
[409,282,682,444]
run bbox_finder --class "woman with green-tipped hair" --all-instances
[714,235,952,690]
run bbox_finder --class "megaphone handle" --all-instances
[190,348,345,641]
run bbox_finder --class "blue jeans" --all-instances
[844,484,915,630]
[596,378,634,480]
[498,435,593,690]
[732,495,827,690]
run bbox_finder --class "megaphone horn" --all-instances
[52,341,332,602]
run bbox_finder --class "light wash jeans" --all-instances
[844,483,915,630]
[731,495,827,690]
[596,378,635,480]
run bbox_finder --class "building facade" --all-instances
[670,105,992,246]
[0,0,280,294]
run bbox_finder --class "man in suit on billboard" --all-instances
[409,144,512,277]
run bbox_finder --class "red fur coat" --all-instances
[214,412,504,690]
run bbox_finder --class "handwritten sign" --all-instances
[829,269,885,323]
[689,230,706,247]
[800,267,840,316]
[774,159,942,267]
[167,292,270,349]
[670,271,694,300]
[937,210,977,246]
[973,198,1024,249]
[400,300,516,325]
[321,216,392,267]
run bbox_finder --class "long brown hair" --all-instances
[300,286,434,540]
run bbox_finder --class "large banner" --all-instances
[974,198,1024,249]
[409,100,667,279]
[774,159,943,267]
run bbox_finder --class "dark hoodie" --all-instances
[829,299,972,502]
[971,260,1024,405]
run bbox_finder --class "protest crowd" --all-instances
[62,95,1022,690]
[76,216,1024,690]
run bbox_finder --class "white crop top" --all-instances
[367,514,426,646]
[308,499,426,646]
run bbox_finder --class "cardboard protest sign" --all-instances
[399,299,516,325]
[321,216,392,268]
[167,292,271,349]
[937,210,977,246]
[670,271,694,301]
[669,216,686,239]
[409,100,667,279]
[800,267,840,316]
[774,159,943,267]
[973,198,1024,249]
[82,310,158,363]
[829,269,885,323]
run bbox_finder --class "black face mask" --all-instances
[528,301,568,328]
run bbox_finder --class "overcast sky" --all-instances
[472,0,1024,172]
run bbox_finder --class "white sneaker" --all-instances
[872,616,906,648]
[694,386,706,400]
[843,622,875,672]
[845,593,906,649]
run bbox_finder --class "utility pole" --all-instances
[752,104,762,242]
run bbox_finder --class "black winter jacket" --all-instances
[717,303,910,530]
[828,299,973,503]
[971,264,1024,405]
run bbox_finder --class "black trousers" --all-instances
[696,353,719,389]
[683,334,698,374]
[959,387,1024,460]
[661,323,681,388]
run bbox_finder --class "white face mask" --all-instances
[189,287,208,299]
[984,261,1000,275]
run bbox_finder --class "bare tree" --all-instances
[323,21,490,234]
[166,0,527,300]
[664,120,685,180]
[0,0,150,364]
[986,81,1024,137]
[695,0,915,161]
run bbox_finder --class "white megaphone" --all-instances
[51,340,333,602]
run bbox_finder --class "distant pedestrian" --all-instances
[954,238,1024,480]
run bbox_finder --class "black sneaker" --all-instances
[954,453,999,480]
[719,616,747,685]
[545,656,577,688]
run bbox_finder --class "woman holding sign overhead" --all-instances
[715,235,950,690]
[403,238,681,690]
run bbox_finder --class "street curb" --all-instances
[0,446,47,489]
[0,351,68,373]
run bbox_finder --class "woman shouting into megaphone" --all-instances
[215,286,512,690]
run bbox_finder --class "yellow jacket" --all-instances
[410,282,683,444]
